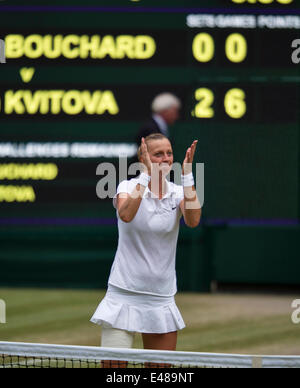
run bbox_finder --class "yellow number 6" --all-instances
[224,89,247,119]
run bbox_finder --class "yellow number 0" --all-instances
[192,33,215,63]
[225,34,247,63]
[224,89,246,119]
[193,33,247,63]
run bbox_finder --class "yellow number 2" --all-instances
[194,88,215,118]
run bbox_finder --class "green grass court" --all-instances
[0,288,299,356]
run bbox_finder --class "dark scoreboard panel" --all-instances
[0,0,299,224]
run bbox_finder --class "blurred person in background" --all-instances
[136,93,181,146]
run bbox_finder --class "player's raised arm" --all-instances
[117,137,152,223]
[180,140,201,228]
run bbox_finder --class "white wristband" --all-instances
[138,172,151,187]
[181,172,194,187]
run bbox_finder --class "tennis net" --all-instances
[1,341,300,368]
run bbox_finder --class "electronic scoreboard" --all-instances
[0,0,299,227]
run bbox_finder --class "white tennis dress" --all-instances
[90,177,186,334]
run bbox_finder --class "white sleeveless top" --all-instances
[108,177,184,297]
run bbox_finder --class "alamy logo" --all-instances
[96,159,205,209]
[291,39,300,64]
[291,299,300,324]
[0,39,6,64]
[0,299,6,324]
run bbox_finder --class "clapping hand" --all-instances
[182,140,198,175]
[140,137,152,175]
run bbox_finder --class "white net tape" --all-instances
[1,341,300,368]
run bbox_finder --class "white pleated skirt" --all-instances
[90,284,186,334]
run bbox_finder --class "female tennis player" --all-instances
[91,134,201,366]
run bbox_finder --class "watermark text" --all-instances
[291,299,300,324]
[0,299,6,324]
[291,39,300,64]
[0,39,6,63]
[96,159,204,209]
